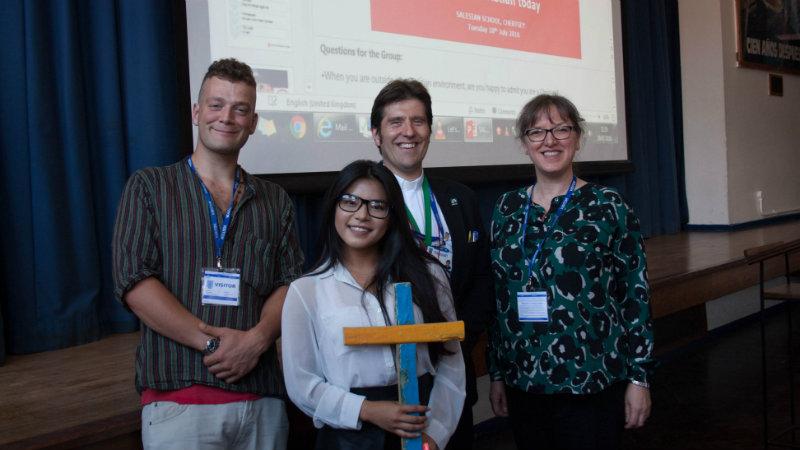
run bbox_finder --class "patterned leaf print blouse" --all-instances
[487,183,656,394]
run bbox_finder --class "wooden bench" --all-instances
[744,239,800,449]
[744,239,800,301]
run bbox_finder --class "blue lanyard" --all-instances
[429,194,445,246]
[521,176,577,281]
[188,157,240,269]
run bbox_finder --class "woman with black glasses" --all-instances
[487,95,656,449]
[281,160,465,450]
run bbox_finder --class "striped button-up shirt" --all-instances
[112,158,303,397]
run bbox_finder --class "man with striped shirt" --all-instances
[112,58,303,449]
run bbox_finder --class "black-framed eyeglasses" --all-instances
[523,125,575,142]
[338,194,391,219]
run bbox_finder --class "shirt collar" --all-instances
[183,157,253,205]
[330,262,363,289]
[393,171,424,193]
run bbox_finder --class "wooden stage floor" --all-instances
[1,219,799,449]
[646,219,800,319]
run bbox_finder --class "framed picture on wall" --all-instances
[736,0,800,75]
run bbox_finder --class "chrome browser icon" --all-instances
[290,115,306,139]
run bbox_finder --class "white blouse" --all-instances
[281,261,466,449]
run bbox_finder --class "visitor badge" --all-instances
[201,268,241,306]
[516,291,549,322]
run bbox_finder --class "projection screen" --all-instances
[186,0,629,177]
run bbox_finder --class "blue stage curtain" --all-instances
[606,0,688,237]
[0,0,185,357]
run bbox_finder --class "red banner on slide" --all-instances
[370,0,580,59]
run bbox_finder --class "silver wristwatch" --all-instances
[202,337,220,356]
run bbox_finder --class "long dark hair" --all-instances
[310,160,451,364]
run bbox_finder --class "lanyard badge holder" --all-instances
[516,177,576,323]
[189,157,242,307]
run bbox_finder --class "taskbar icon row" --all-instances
[253,112,518,143]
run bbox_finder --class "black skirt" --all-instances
[314,373,434,450]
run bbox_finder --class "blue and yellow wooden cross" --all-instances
[343,282,464,450]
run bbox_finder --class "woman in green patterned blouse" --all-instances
[487,94,656,449]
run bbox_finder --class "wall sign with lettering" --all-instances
[737,0,800,75]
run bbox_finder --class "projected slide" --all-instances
[370,0,580,58]
[186,0,628,175]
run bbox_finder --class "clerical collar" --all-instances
[393,172,424,193]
